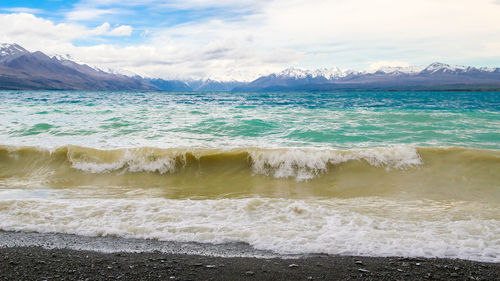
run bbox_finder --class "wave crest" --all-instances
[64,146,422,180]
[2,145,498,184]
[249,147,421,180]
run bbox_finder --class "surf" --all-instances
[1,145,499,202]
[1,196,499,262]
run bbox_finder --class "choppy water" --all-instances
[0,91,499,261]
[1,91,499,149]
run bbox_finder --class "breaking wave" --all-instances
[0,145,425,181]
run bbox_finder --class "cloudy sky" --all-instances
[1,0,500,80]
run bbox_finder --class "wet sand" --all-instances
[1,246,500,280]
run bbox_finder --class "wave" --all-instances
[2,144,500,262]
[1,145,499,201]
[1,145,424,177]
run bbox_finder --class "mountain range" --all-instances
[1,43,499,91]
[234,64,500,91]
[0,43,155,90]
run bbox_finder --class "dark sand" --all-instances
[1,246,500,281]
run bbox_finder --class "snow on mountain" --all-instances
[0,43,28,57]
[52,54,83,64]
[368,65,424,75]
[478,66,498,72]
[274,65,430,80]
[0,43,29,63]
[0,42,156,90]
[52,54,145,78]
[276,66,352,80]
[3,42,500,92]
[272,62,496,79]
[277,67,310,79]
[311,67,348,79]
[422,62,467,74]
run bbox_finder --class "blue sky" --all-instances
[1,0,500,80]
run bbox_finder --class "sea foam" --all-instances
[63,146,423,180]
[0,197,498,262]
[249,146,421,180]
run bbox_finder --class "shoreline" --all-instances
[2,246,499,281]
[1,231,499,280]
[0,231,280,258]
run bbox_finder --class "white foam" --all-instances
[0,197,498,262]
[249,146,422,180]
[66,146,422,180]
[69,149,179,174]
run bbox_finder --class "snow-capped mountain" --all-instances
[271,65,427,80]
[0,43,27,56]
[277,67,309,79]
[421,62,500,75]
[235,62,500,91]
[1,43,500,91]
[52,54,143,77]
[275,67,352,80]
[0,43,155,90]
[311,67,351,79]
[0,43,29,63]
[274,65,431,78]
[266,62,500,80]
[421,62,468,74]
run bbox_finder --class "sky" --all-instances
[1,0,500,81]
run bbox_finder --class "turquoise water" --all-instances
[1,90,500,261]
[1,91,499,149]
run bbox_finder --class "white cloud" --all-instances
[0,12,301,81]
[95,22,133,36]
[0,13,89,41]
[369,61,410,71]
[108,25,133,36]
[154,0,500,64]
[0,13,132,46]
[66,8,121,21]
[477,42,500,57]
[2,0,500,80]
[75,0,265,10]
[2,7,43,14]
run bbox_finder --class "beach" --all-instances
[1,91,499,279]
[1,232,500,281]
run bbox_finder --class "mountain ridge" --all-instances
[234,62,500,91]
[0,43,155,91]
[1,43,499,91]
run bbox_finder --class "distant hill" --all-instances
[146,78,192,91]
[145,78,246,91]
[1,43,499,91]
[186,79,247,91]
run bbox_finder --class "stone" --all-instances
[358,268,370,273]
